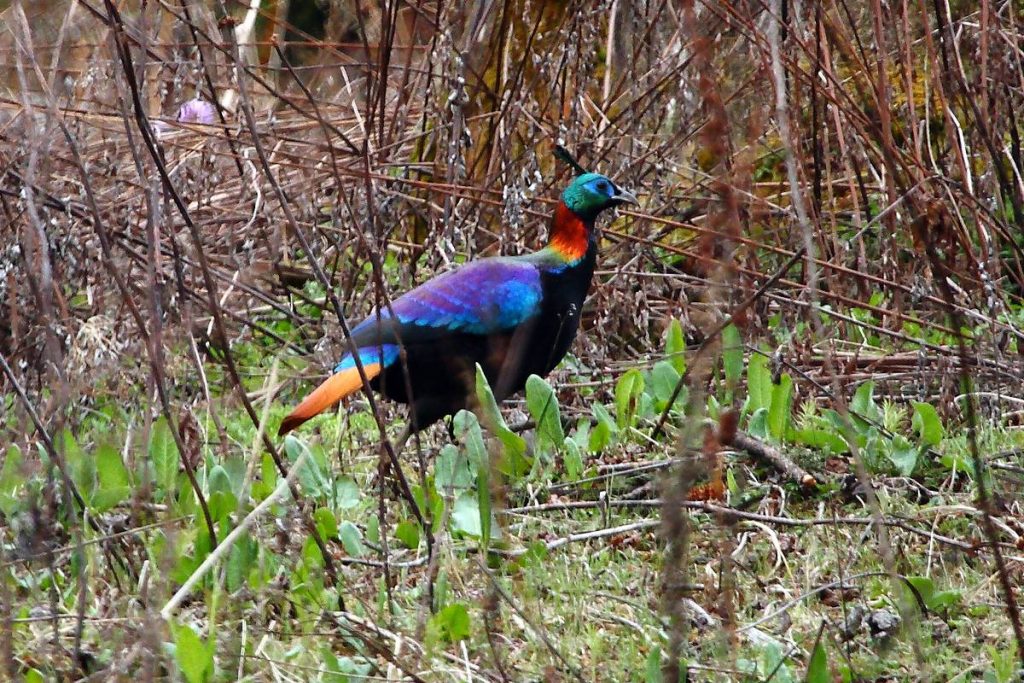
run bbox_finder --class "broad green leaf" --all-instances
[526,375,564,451]
[850,381,881,426]
[435,443,474,494]
[563,437,584,481]
[644,645,662,683]
[207,490,237,525]
[314,507,338,540]
[24,669,44,683]
[207,465,232,496]
[251,453,276,501]
[806,639,828,683]
[746,354,772,415]
[339,521,364,557]
[477,468,491,550]
[794,427,848,453]
[912,402,943,446]
[649,360,683,411]
[431,603,471,642]
[906,575,935,608]
[150,417,178,494]
[0,445,24,517]
[451,491,482,537]
[722,323,743,388]
[365,514,380,544]
[334,476,360,509]
[767,374,793,442]
[458,411,487,470]
[475,365,529,478]
[615,369,645,429]
[66,430,95,500]
[463,410,492,548]
[887,435,919,476]
[748,408,769,440]
[664,318,686,374]
[173,624,213,683]
[285,436,328,498]
[225,533,255,592]
[589,403,617,452]
[395,520,420,550]
[92,443,130,512]
[929,589,962,610]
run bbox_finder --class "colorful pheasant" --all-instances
[279,171,637,436]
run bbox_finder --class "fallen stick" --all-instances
[725,429,818,490]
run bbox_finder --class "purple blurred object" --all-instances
[176,98,216,125]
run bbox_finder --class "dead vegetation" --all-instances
[2,0,1024,680]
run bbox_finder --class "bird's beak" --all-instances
[613,188,639,206]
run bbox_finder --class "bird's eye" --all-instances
[596,181,609,193]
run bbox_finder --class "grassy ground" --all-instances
[5,0,1024,681]
[4,332,1023,681]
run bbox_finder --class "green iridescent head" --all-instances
[560,173,638,221]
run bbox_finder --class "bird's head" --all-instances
[561,172,638,222]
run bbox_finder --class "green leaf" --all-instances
[226,533,255,592]
[91,443,131,512]
[767,374,793,442]
[395,520,420,550]
[563,437,584,481]
[850,381,881,426]
[650,360,684,412]
[887,435,919,476]
[65,430,94,500]
[526,375,564,451]
[314,507,338,540]
[435,443,474,494]
[339,521,364,557]
[207,465,232,496]
[24,669,44,683]
[251,453,278,501]
[150,417,179,494]
[589,403,617,452]
[664,318,686,374]
[475,365,529,478]
[0,445,24,517]
[173,623,213,683]
[929,589,962,610]
[207,490,237,525]
[451,491,482,537]
[794,427,848,453]
[478,468,491,550]
[615,369,645,429]
[722,323,743,389]
[431,603,471,642]
[286,436,328,498]
[334,476,360,509]
[644,645,662,683]
[906,575,935,607]
[460,410,492,548]
[748,408,769,439]
[912,402,943,446]
[746,354,772,415]
[806,639,828,683]
[365,514,380,544]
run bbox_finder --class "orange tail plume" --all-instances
[278,363,382,436]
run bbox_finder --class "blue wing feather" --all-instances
[339,258,542,370]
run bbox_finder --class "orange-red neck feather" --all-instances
[549,202,590,263]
